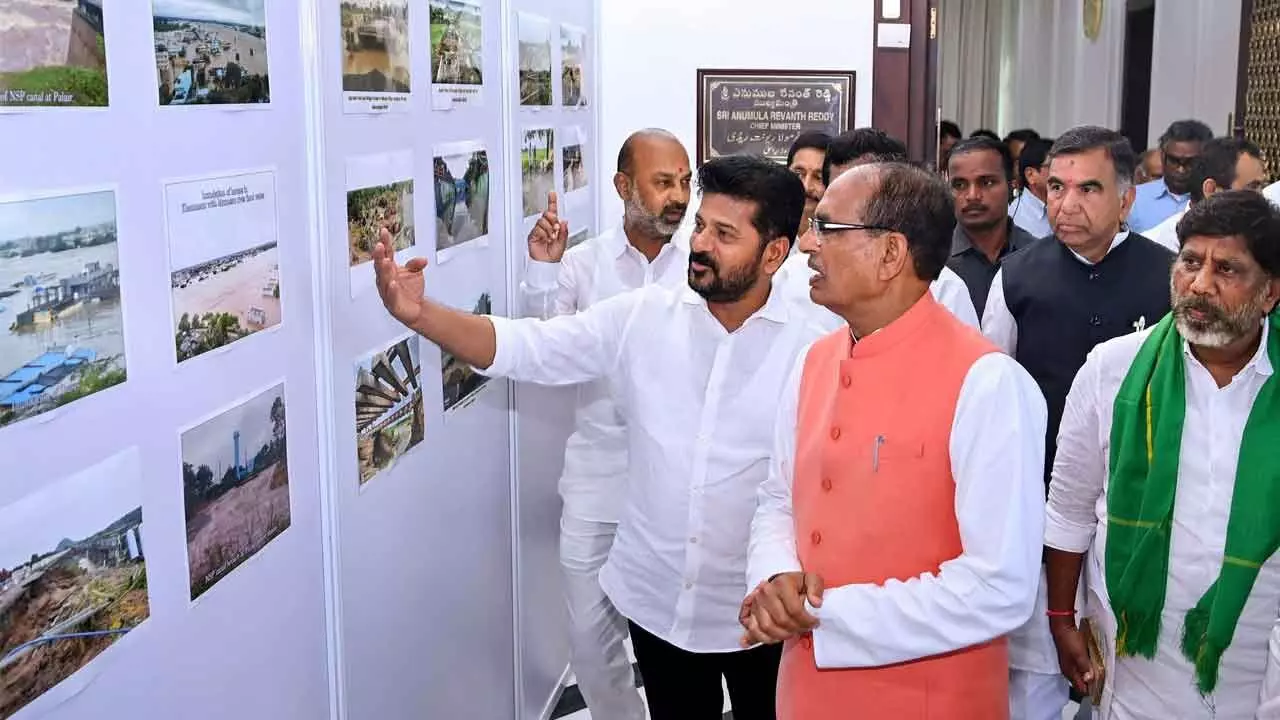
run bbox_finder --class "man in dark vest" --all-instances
[981,125,1176,720]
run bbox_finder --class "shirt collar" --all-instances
[605,223,690,261]
[1015,190,1047,219]
[679,279,792,326]
[1155,177,1189,203]
[1181,316,1275,379]
[842,291,941,358]
[1067,229,1130,266]
[950,219,1035,258]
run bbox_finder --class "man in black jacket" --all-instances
[980,125,1176,720]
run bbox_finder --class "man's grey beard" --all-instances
[624,190,681,238]
[1171,276,1272,349]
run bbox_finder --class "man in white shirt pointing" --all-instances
[1045,190,1280,719]
[373,155,826,719]
[520,128,692,720]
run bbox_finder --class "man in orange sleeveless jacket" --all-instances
[741,162,1049,719]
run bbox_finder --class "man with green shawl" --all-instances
[1044,189,1280,718]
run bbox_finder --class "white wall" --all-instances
[597,0,876,221]
[1002,0,1127,136]
[1148,0,1241,140]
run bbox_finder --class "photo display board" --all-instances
[0,1,329,719]
[0,0,601,719]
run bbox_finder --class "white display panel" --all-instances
[504,1,601,717]
[0,0,600,717]
[0,2,329,719]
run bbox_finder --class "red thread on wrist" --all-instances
[1046,609,1075,618]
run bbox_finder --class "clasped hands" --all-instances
[738,571,825,648]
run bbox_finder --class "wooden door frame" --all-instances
[1234,0,1254,137]
[871,0,940,165]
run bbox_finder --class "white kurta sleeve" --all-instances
[484,286,641,385]
[981,268,1018,354]
[1045,346,1107,553]
[1260,615,1280,717]
[930,266,980,329]
[808,353,1048,668]
[518,254,579,320]
[746,346,811,591]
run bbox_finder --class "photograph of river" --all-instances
[0,188,126,430]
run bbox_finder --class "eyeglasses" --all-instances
[808,217,897,244]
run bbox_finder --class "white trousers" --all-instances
[1009,667,1072,720]
[560,515,645,720]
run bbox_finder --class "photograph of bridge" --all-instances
[0,188,126,430]
[0,449,147,720]
[341,0,410,111]
[153,0,270,106]
[166,170,281,363]
[355,335,424,487]
[429,0,481,87]
[561,24,585,107]
[0,0,108,108]
[442,292,491,413]
[433,142,489,262]
[521,128,554,218]
[516,12,551,106]
[181,383,290,601]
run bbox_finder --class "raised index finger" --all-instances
[546,190,559,217]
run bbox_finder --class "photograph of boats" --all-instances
[0,0,109,108]
[0,449,148,720]
[0,188,126,430]
[152,0,270,106]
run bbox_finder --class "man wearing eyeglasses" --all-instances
[741,161,1047,719]
[1126,119,1213,234]
[775,129,979,330]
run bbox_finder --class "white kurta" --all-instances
[776,252,981,331]
[519,224,689,523]
[1146,207,1186,254]
[1045,323,1280,719]
[746,344,1048,668]
[486,282,828,652]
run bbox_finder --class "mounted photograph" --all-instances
[428,0,482,109]
[153,0,270,106]
[354,334,424,488]
[0,0,108,109]
[433,140,489,263]
[340,0,410,114]
[0,448,147,720]
[347,150,416,297]
[181,383,290,601]
[165,169,281,363]
[520,127,554,218]
[516,12,551,106]
[560,23,586,107]
[0,187,126,430]
[561,125,587,195]
[441,291,491,414]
